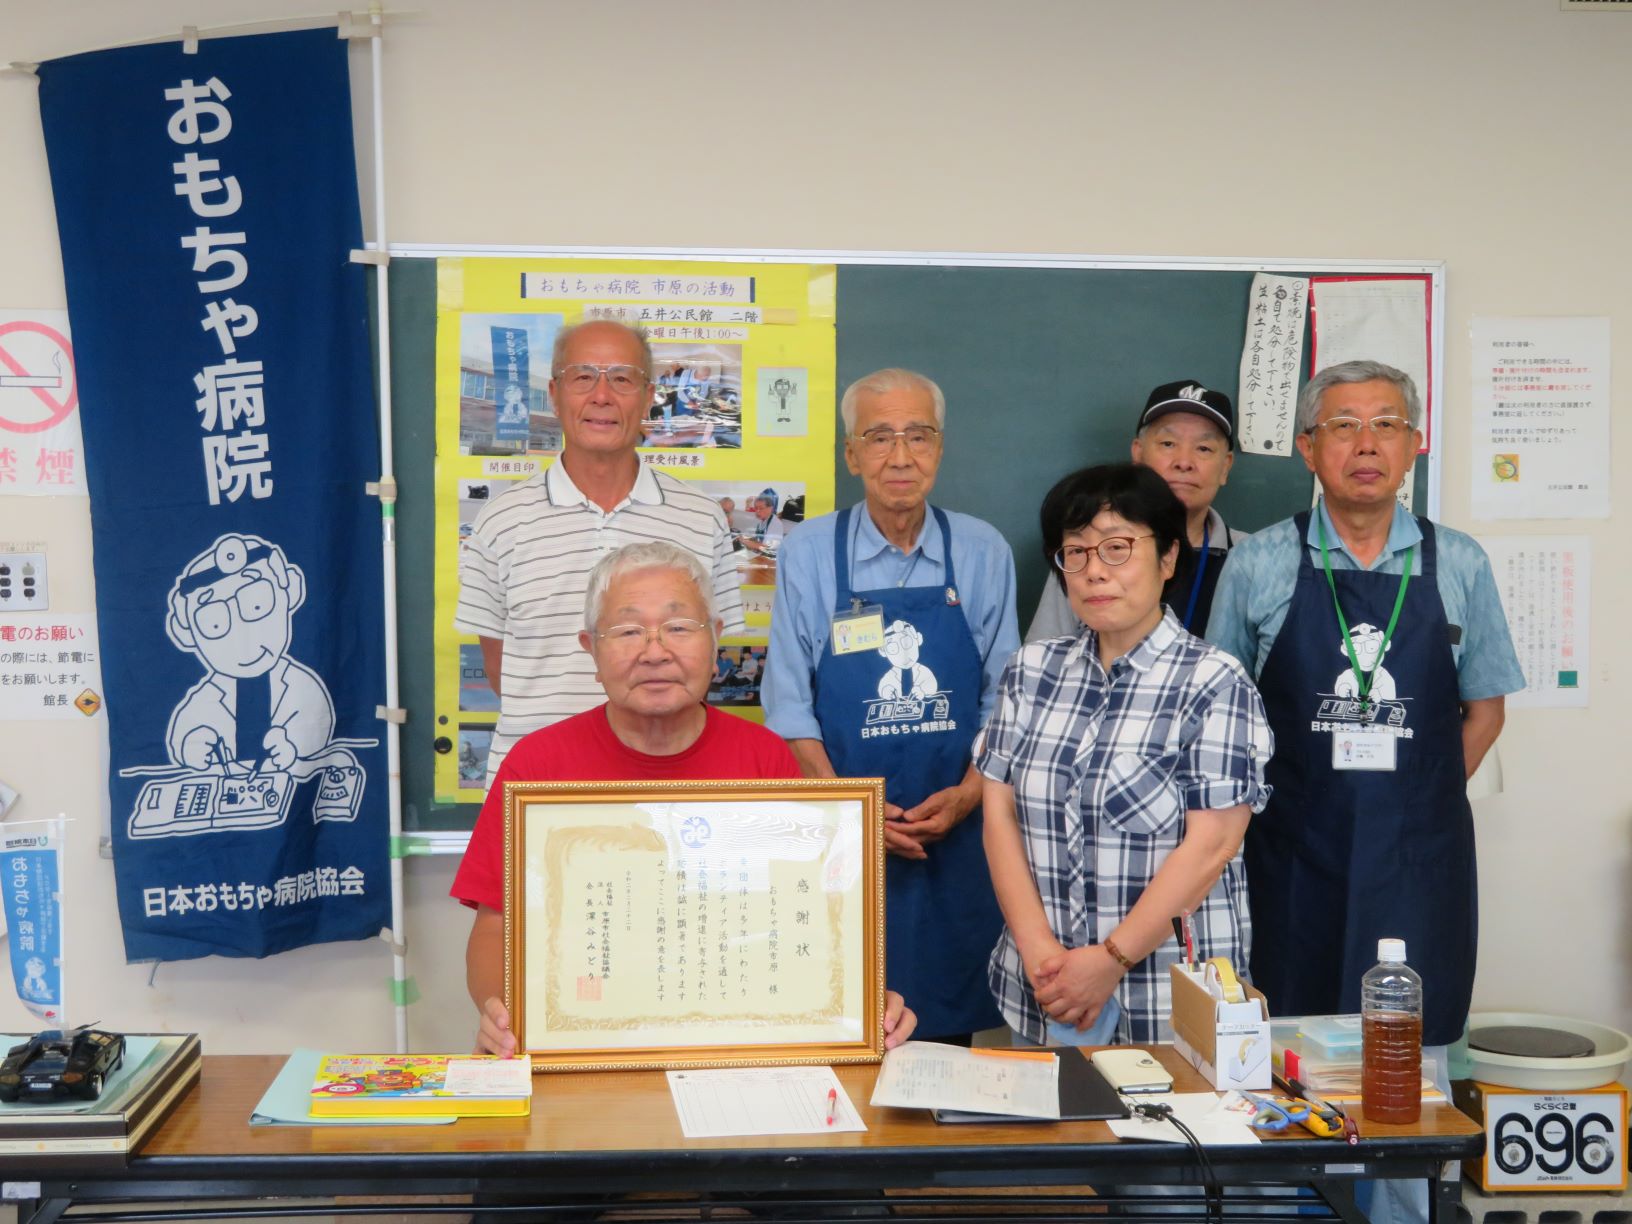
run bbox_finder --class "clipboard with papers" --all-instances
[870,1042,1127,1124]
[934,1048,1128,1124]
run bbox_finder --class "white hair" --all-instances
[1296,360,1422,434]
[839,368,946,434]
[583,541,716,632]
[551,319,655,381]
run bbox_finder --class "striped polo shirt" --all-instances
[454,460,746,789]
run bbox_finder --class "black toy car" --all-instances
[0,1028,125,1103]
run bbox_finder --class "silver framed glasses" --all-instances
[1052,535,1154,573]
[595,617,712,654]
[850,424,941,457]
[553,363,650,395]
[1308,415,1413,441]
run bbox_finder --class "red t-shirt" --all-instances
[451,703,800,910]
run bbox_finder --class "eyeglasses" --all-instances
[554,363,649,395]
[1053,535,1154,573]
[1308,415,1414,441]
[851,425,942,457]
[192,578,277,639]
[595,617,711,654]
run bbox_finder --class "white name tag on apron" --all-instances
[1332,726,1397,771]
[831,604,885,655]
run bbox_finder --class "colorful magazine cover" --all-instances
[309,1053,531,1117]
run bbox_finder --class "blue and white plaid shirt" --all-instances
[975,608,1273,1044]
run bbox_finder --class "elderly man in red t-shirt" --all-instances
[453,539,916,1055]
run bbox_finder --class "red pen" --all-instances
[824,1087,838,1126]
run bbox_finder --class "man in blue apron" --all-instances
[1028,379,1244,642]
[1207,360,1522,1220]
[763,368,1020,1042]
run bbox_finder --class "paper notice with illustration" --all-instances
[1470,317,1610,520]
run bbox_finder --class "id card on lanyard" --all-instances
[831,600,886,655]
[1319,513,1412,773]
[1332,725,1398,771]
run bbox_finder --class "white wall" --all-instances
[1,0,1627,1054]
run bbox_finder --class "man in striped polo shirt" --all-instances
[455,320,745,789]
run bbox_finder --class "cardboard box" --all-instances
[1168,963,1271,1091]
[1453,1079,1628,1193]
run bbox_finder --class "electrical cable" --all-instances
[1132,1101,1223,1222]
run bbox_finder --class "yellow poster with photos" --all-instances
[433,257,837,803]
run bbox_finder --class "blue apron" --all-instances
[1245,512,1475,1046]
[813,506,1004,1039]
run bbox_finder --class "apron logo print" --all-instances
[1333,623,1396,700]
[861,617,955,731]
[1311,623,1413,734]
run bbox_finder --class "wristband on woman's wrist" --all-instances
[1101,935,1135,970]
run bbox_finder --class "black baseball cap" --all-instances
[1137,380,1235,446]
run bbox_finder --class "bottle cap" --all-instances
[1378,937,1407,963]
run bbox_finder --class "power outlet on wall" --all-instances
[0,552,48,611]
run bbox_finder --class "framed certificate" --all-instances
[502,778,885,1072]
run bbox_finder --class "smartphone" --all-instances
[1089,1047,1175,1094]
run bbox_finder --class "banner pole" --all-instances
[365,1,409,1055]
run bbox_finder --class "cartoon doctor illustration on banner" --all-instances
[121,533,376,839]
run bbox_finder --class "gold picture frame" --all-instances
[502,777,886,1072]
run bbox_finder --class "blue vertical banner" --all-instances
[489,325,532,445]
[35,29,389,962]
[3,819,66,1027]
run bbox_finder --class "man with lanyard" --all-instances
[455,320,745,790]
[762,368,1020,1043]
[1208,361,1522,1219]
[1027,380,1242,642]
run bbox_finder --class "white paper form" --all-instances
[1106,1092,1260,1145]
[869,1042,1060,1119]
[1479,535,1590,709]
[1237,275,1308,456]
[666,1065,864,1138]
[1310,278,1432,452]
[1470,317,1611,520]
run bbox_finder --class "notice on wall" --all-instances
[0,613,104,720]
[1480,536,1589,709]
[0,309,86,496]
[434,257,836,802]
[1237,274,1307,456]
[1309,276,1433,453]
[1470,317,1611,521]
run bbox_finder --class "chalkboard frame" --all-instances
[379,247,1444,834]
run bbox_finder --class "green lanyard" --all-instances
[1317,513,1413,711]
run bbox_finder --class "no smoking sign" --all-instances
[0,318,78,434]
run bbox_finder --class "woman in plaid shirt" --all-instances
[976,464,1273,1045]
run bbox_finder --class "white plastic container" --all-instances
[1465,1012,1632,1090]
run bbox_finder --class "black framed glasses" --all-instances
[1053,535,1154,573]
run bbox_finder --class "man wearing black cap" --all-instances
[1026,380,1244,642]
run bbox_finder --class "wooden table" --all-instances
[17,1047,1482,1224]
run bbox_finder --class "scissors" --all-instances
[1242,1092,1311,1133]
[1244,1091,1346,1139]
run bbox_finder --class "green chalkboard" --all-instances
[387,257,1431,830]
